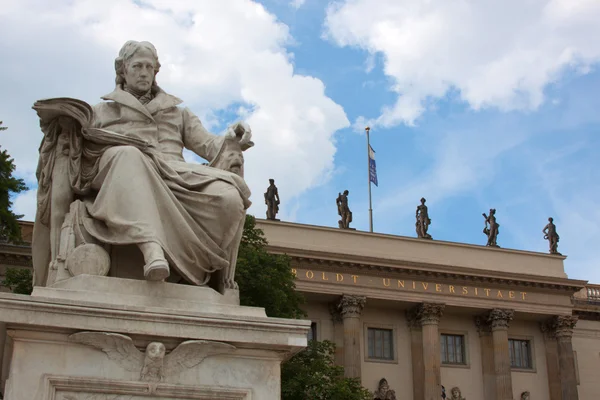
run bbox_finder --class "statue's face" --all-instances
[123,47,156,92]
[146,342,166,359]
[381,382,388,392]
[451,388,459,398]
[211,140,244,176]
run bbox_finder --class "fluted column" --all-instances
[337,294,366,378]
[475,316,496,400]
[488,309,514,400]
[407,310,425,400]
[553,315,579,400]
[540,321,562,400]
[410,303,445,400]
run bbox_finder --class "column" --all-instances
[553,315,579,400]
[337,294,366,378]
[488,308,515,400]
[329,302,344,366]
[475,315,496,400]
[410,302,445,400]
[407,310,425,400]
[540,320,562,400]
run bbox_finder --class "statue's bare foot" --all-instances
[139,242,170,281]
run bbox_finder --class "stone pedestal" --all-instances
[0,275,309,400]
[337,295,366,378]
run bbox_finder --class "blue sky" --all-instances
[1,0,599,282]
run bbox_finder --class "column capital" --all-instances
[409,302,445,326]
[476,308,514,332]
[474,315,492,336]
[329,302,343,324]
[553,315,578,341]
[540,320,556,339]
[337,294,366,318]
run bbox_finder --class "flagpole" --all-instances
[366,126,373,232]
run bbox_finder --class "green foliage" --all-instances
[281,340,372,400]
[0,122,28,242]
[237,215,306,319]
[2,267,33,295]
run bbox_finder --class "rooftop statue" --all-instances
[482,208,500,247]
[543,217,561,255]
[415,197,432,239]
[336,190,353,229]
[373,378,396,400]
[32,40,253,293]
[264,179,280,221]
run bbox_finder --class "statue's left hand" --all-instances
[226,121,253,150]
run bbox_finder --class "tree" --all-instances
[236,215,372,399]
[281,340,372,400]
[2,267,33,295]
[0,121,28,243]
[236,214,306,319]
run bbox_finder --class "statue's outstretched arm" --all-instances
[181,107,224,162]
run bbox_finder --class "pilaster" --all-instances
[540,320,562,400]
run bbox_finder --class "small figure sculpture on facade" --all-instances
[449,386,465,400]
[373,378,397,400]
[542,217,561,255]
[482,208,500,247]
[415,197,432,239]
[336,190,353,229]
[264,179,280,221]
[520,391,530,400]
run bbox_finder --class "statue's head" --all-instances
[420,197,426,204]
[210,139,244,177]
[344,190,349,195]
[521,391,530,400]
[269,178,275,184]
[451,387,461,399]
[145,341,166,360]
[115,40,161,92]
[490,208,496,215]
[548,217,553,222]
[378,378,389,392]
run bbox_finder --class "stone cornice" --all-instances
[287,255,585,293]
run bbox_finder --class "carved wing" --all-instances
[163,340,236,377]
[69,332,144,372]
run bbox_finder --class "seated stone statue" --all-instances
[31,40,253,293]
[373,378,396,400]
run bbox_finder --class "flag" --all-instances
[368,145,378,187]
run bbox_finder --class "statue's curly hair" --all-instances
[114,40,161,88]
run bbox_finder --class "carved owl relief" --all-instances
[69,332,236,383]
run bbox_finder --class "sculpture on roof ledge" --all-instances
[482,208,500,247]
[415,197,432,239]
[31,40,253,293]
[336,190,354,230]
[543,217,561,255]
[373,378,396,400]
[264,178,280,221]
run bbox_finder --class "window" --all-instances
[441,334,466,365]
[509,339,533,369]
[367,328,394,360]
[307,322,317,341]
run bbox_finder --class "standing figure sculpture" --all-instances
[449,387,466,400]
[542,217,561,255]
[264,179,280,221]
[336,190,353,229]
[482,209,500,247]
[373,378,397,400]
[32,40,253,292]
[415,197,432,239]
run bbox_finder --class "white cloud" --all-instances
[0,0,349,220]
[290,0,306,9]
[324,0,600,126]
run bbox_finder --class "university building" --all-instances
[1,219,599,399]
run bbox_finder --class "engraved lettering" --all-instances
[509,291,515,299]
[291,268,297,277]
[321,272,328,281]
[521,292,527,300]
[421,282,429,290]
[462,287,468,295]
[484,288,491,297]
[336,273,344,282]
[412,281,416,290]
[449,285,455,294]
[497,290,503,298]
[436,284,442,292]
[398,280,405,288]
[475,288,478,296]
[352,275,359,284]
[306,271,314,279]
[383,278,391,287]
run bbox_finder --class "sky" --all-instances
[1,0,599,283]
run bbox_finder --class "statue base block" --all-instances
[0,276,310,399]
